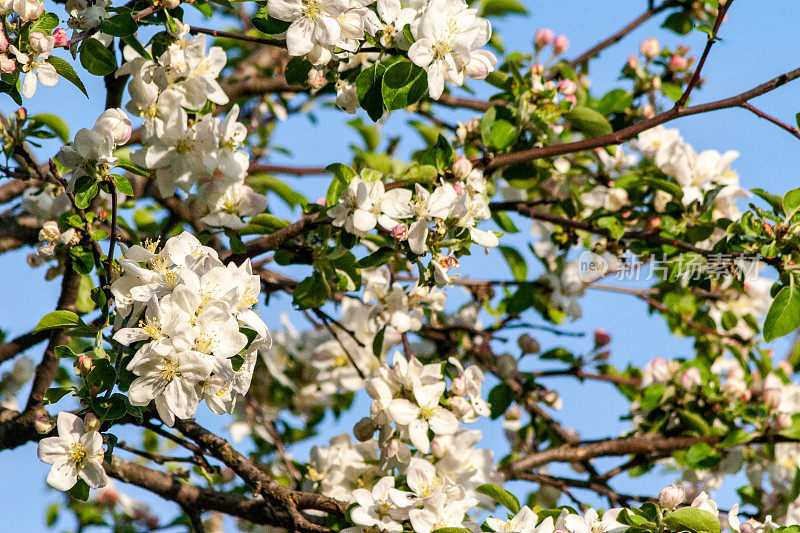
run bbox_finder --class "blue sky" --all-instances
[2,0,800,530]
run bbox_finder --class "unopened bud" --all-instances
[450,375,467,396]
[505,405,522,421]
[764,387,782,411]
[34,413,54,434]
[679,367,702,390]
[15,107,26,122]
[84,413,101,432]
[658,484,685,509]
[0,54,15,74]
[669,54,688,72]
[553,35,569,55]
[593,328,611,349]
[430,435,453,458]
[353,417,376,441]
[558,79,577,96]
[626,54,640,69]
[76,354,93,375]
[53,28,68,47]
[776,413,793,430]
[0,29,7,51]
[39,221,61,243]
[517,333,540,354]
[640,38,660,59]
[452,156,473,180]
[531,63,545,77]
[453,181,465,195]
[448,396,472,419]
[534,28,554,50]
[391,223,408,241]
[739,524,755,533]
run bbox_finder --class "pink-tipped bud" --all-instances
[669,54,688,72]
[627,54,640,69]
[96,487,120,506]
[777,413,793,430]
[0,54,15,74]
[659,484,685,509]
[505,405,522,421]
[764,387,782,411]
[450,375,467,396]
[453,181,465,195]
[84,413,101,432]
[353,417,376,441]
[679,367,702,390]
[640,38,660,59]
[53,28,68,47]
[531,63,545,77]
[34,413,54,434]
[593,328,611,349]
[15,107,26,121]
[76,354,93,375]
[0,29,7,52]
[452,156,473,180]
[558,78,577,95]
[553,35,569,55]
[534,28,555,50]
[391,223,408,241]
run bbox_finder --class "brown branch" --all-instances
[188,26,283,46]
[486,65,800,169]
[227,213,319,263]
[740,102,800,141]
[249,163,329,176]
[0,329,49,365]
[0,179,31,204]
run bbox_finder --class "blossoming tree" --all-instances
[3,0,800,532]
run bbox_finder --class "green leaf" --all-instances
[418,134,454,171]
[488,383,513,419]
[33,310,82,332]
[595,89,634,115]
[476,483,521,514]
[101,12,137,37]
[597,215,624,240]
[46,57,88,97]
[356,62,388,121]
[398,164,438,185]
[662,11,694,35]
[30,12,59,33]
[67,479,90,501]
[499,245,527,281]
[284,56,313,86]
[44,387,72,405]
[373,325,386,357]
[325,163,356,206]
[248,173,307,207]
[112,174,134,196]
[485,119,519,150]
[79,39,118,76]
[381,60,427,110]
[30,113,69,143]
[784,187,800,218]
[46,503,59,527]
[359,247,395,269]
[252,7,291,35]
[751,188,784,214]
[480,0,526,17]
[764,284,800,341]
[293,273,328,310]
[92,393,128,421]
[663,507,720,533]
[564,106,613,138]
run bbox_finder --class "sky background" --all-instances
[2,0,800,531]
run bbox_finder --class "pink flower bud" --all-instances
[146,515,160,529]
[553,35,569,55]
[76,354,93,375]
[669,54,688,72]
[658,484,685,509]
[627,54,640,69]
[505,405,522,421]
[453,181,465,195]
[593,329,611,348]
[764,387,782,411]
[534,28,554,50]
[53,28,68,47]
[430,435,453,458]
[452,156,473,180]
[558,79,577,95]
[450,375,467,396]
[777,413,793,430]
[640,38,660,59]
[96,487,120,506]
[531,63,545,77]
[391,223,408,241]
[0,54,15,74]
[0,29,7,52]
[34,413,54,434]
[448,396,472,419]
[84,413,101,432]
[15,107,26,121]
[564,94,577,106]
[679,367,702,390]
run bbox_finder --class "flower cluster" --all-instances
[110,232,270,426]
[304,352,496,533]
[119,30,267,228]
[269,0,496,101]
[330,160,498,286]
